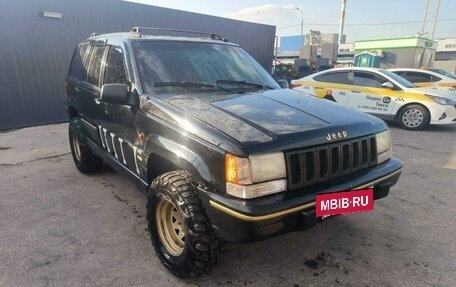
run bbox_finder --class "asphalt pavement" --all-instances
[0,122,455,287]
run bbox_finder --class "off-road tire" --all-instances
[147,170,223,278]
[69,118,103,174]
[397,104,430,130]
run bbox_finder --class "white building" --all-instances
[434,38,456,73]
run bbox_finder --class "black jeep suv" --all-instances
[65,27,402,278]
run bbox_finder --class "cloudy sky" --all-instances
[126,0,456,43]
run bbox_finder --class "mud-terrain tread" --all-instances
[147,170,224,278]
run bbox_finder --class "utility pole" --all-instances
[420,0,430,36]
[430,0,441,39]
[296,8,304,50]
[338,0,347,44]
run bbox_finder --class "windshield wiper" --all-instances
[216,80,273,90]
[154,81,216,89]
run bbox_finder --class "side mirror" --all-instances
[277,79,289,89]
[381,82,394,89]
[100,84,129,105]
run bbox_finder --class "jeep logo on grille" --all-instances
[326,131,348,141]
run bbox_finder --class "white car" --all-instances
[291,67,456,130]
[389,68,456,95]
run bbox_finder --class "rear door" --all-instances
[348,71,396,116]
[67,43,108,143]
[311,71,353,105]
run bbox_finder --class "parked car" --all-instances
[291,67,456,130]
[389,68,456,94]
[427,68,456,79]
[65,28,402,278]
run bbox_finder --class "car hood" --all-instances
[154,89,387,154]
[408,87,456,100]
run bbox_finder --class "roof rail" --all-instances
[130,26,228,42]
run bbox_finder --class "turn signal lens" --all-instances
[225,154,252,185]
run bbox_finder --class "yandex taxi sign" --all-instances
[316,189,374,217]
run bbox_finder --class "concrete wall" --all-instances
[0,0,276,130]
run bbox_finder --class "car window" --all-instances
[428,68,456,80]
[69,44,89,80]
[403,72,433,83]
[104,46,127,84]
[379,70,416,88]
[314,72,352,85]
[86,45,106,86]
[354,72,386,88]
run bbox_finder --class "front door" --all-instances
[97,45,142,176]
[348,71,395,116]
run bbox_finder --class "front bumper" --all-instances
[429,104,456,124]
[199,157,403,243]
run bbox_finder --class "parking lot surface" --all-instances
[1,123,455,287]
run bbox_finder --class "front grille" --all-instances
[285,135,377,190]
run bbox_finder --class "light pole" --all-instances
[430,0,441,39]
[296,7,304,50]
[420,0,430,36]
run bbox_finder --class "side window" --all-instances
[69,44,89,80]
[404,72,432,83]
[314,72,352,85]
[86,45,106,86]
[354,72,385,88]
[430,75,442,82]
[104,46,127,84]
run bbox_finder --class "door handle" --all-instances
[351,90,361,93]
[94,98,102,105]
[315,87,324,90]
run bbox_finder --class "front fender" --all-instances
[143,134,216,187]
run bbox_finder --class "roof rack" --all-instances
[130,26,228,42]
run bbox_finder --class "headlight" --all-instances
[225,152,287,199]
[376,129,392,164]
[426,94,456,105]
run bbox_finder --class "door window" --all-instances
[314,72,353,85]
[354,72,386,88]
[86,45,106,86]
[104,47,128,84]
[403,72,433,83]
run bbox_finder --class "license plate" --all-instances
[316,188,374,217]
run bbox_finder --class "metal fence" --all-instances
[0,0,276,130]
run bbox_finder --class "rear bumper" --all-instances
[200,157,402,243]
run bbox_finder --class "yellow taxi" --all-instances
[291,67,456,130]
[389,68,456,95]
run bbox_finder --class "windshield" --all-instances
[379,70,416,88]
[428,68,456,80]
[133,41,279,93]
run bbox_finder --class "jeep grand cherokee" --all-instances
[65,27,402,278]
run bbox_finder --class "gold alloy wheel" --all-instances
[72,132,81,161]
[156,199,186,256]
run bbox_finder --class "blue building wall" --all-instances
[0,0,276,130]
[279,35,305,52]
